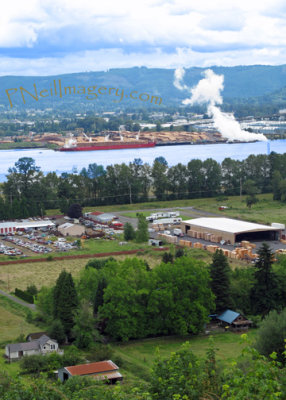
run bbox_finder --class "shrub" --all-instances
[14,288,34,304]
[20,355,47,374]
[86,344,114,362]
[254,308,286,362]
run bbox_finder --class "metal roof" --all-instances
[96,213,116,221]
[91,371,123,381]
[65,360,118,376]
[217,310,240,324]
[183,217,281,234]
[0,220,55,229]
[58,223,74,229]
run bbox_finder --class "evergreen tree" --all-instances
[67,203,82,218]
[123,222,136,241]
[135,213,148,243]
[53,271,79,339]
[48,319,66,345]
[93,275,107,315]
[272,170,282,201]
[210,249,232,312]
[250,243,278,316]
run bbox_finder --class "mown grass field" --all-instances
[46,192,286,225]
[0,295,38,344]
[111,330,257,382]
[0,295,40,377]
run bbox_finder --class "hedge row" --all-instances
[0,247,169,266]
[15,288,34,304]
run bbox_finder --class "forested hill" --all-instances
[1,65,286,111]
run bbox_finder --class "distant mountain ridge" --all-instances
[1,65,286,110]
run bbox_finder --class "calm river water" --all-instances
[0,139,285,182]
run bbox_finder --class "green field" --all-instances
[0,295,38,344]
[0,295,40,377]
[46,192,286,225]
[111,330,257,382]
[76,193,286,225]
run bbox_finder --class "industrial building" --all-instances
[58,222,85,237]
[0,220,55,235]
[181,217,282,245]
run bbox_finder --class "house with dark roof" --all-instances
[26,332,49,341]
[217,309,252,331]
[5,335,60,361]
[58,360,123,384]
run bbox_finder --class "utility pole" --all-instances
[128,183,132,204]
[240,178,242,199]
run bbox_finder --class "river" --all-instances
[0,139,285,182]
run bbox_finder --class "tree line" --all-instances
[6,246,286,399]
[2,151,286,219]
[34,244,286,345]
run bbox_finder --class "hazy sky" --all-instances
[1,0,286,75]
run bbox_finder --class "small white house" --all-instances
[5,335,60,361]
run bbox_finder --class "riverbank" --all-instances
[0,142,57,150]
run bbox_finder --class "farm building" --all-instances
[0,220,55,235]
[181,217,282,245]
[58,360,123,384]
[58,222,85,237]
[216,310,252,331]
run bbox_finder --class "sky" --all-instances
[2,0,286,75]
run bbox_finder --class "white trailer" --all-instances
[153,217,182,225]
[146,211,180,222]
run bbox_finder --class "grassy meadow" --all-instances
[46,192,286,225]
[111,330,257,382]
[0,295,39,344]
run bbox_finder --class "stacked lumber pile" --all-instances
[187,229,222,243]
[157,233,178,244]
[179,239,192,247]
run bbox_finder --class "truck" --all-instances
[173,228,183,236]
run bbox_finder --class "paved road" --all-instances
[0,289,36,310]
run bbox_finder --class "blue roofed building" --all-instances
[217,309,252,331]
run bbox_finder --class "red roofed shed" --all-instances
[58,360,123,384]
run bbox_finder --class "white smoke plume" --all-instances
[174,68,267,142]
[173,67,188,91]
